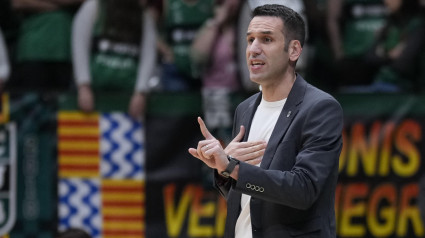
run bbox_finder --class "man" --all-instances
[189,4,343,238]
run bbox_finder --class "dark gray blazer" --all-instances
[214,75,343,238]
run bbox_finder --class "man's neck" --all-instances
[261,73,296,102]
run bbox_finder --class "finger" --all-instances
[202,140,221,158]
[228,141,265,152]
[238,148,265,162]
[230,125,245,143]
[240,141,267,149]
[196,140,216,160]
[198,117,215,139]
[200,144,212,159]
[197,141,209,160]
[189,148,211,165]
[226,141,266,157]
[188,148,200,159]
[245,157,262,166]
[246,142,267,153]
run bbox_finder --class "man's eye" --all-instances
[247,38,254,44]
[264,37,272,42]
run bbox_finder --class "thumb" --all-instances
[231,125,245,143]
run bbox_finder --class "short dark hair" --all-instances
[252,4,305,51]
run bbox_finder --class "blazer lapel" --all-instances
[261,75,307,169]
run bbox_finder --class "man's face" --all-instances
[246,16,288,86]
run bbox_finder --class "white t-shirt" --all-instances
[235,97,287,238]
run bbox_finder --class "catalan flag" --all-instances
[58,112,100,178]
[58,111,145,238]
[102,180,145,238]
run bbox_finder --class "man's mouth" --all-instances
[251,60,265,66]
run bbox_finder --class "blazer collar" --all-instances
[262,74,306,168]
[241,74,307,168]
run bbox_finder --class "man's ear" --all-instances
[288,40,302,62]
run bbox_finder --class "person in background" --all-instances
[362,0,425,92]
[190,0,241,143]
[189,4,343,237]
[9,0,83,93]
[302,0,337,91]
[327,0,387,89]
[156,0,214,91]
[0,28,10,92]
[72,0,156,119]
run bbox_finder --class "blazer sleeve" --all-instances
[213,101,245,199]
[234,97,343,210]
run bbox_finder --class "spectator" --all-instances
[327,0,387,89]
[156,0,214,92]
[366,0,425,92]
[341,0,425,93]
[0,0,19,43]
[9,0,83,93]
[191,0,241,143]
[72,0,157,119]
[303,0,337,91]
[0,28,10,92]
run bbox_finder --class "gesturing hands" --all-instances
[188,117,267,173]
[188,117,229,172]
[225,125,266,166]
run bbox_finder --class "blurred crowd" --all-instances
[1,0,425,121]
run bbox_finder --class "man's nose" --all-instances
[248,40,261,55]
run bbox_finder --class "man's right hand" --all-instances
[78,84,95,113]
[225,125,266,165]
[188,117,229,172]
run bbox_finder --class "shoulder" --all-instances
[303,82,343,116]
[237,92,260,109]
[292,75,341,110]
[306,83,339,103]
[233,92,260,120]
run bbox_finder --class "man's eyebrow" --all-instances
[246,31,273,36]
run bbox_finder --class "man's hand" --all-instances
[188,117,229,172]
[225,125,266,165]
[128,92,146,120]
[78,84,95,113]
